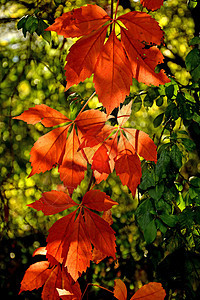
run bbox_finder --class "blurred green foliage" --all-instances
[1,0,200,299]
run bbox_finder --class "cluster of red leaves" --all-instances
[46,2,170,115]
[14,102,157,196]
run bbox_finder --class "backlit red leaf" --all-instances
[46,4,110,38]
[82,190,118,211]
[91,144,111,174]
[124,128,157,163]
[117,101,132,127]
[29,125,70,177]
[13,104,71,127]
[130,282,166,300]
[42,264,62,300]
[84,208,116,258]
[58,126,87,195]
[28,191,77,215]
[19,261,52,294]
[113,279,127,300]
[65,25,109,90]
[141,0,164,11]
[65,213,92,281]
[94,31,133,115]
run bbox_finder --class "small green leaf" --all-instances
[132,96,142,112]
[25,16,38,34]
[160,214,178,227]
[42,31,51,44]
[170,144,182,170]
[185,48,200,72]
[153,113,164,128]
[36,19,49,36]
[165,85,174,99]
[189,36,200,46]
[156,219,167,234]
[143,220,157,244]
[181,138,196,151]
[17,16,27,30]
[149,184,164,201]
[156,96,164,107]
[139,169,155,190]
[193,112,200,124]
[135,199,154,231]
[143,94,153,108]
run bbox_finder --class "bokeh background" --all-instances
[0,0,199,298]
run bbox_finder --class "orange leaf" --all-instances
[42,264,62,300]
[46,4,110,38]
[124,128,157,163]
[65,213,92,281]
[94,31,133,115]
[28,191,77,215]
[75,109,107,134]
[19,261,52,294]
[141,0,164,11]
[113,279,127,300]
[130,282,166,300]
[58,126,87,195]
[117,101,132,127]
[84,208,116,258]
[117,12,163,45]
[29,125,70,177]
[33,247,47,257]
[46,211,76,265]
[121,29,170,86]
[65,25,109,90]
[13,104,71,127]
[82,190,118,211]
[91,144,111,174]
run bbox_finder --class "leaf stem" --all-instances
[110,0,114,35]
[77,91,96,117]
[114,0,120,20]
[81,283,113,299]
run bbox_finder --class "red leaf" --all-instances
[13,104,71,127]
[28,191,77,215]
[117,11,163,45]
[117,101,132,127]
[84,208,116,258]
[46,4,110,38]
[46,211,76,265]
[82,190,118,211]
[58,126,87,195]
[65,25,109,90]
[19,261,52,294]
[91,144,111,174]
[113,279,127,300]
[33,247,47,257]
[65,213,92,281]
[75,109,107,134]
[29,125,70,177]
[42,264,62,300]
[141,0,164,11]
[121,29,170,86]
[130,282,166,300]
[94,31,133,115]
[124,128,157,163]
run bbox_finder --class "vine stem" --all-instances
[77,91,96,117]
[110,0,114,34]
[114,0,120,20]
[81,283,113,299]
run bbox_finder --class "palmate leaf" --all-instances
[13,105,107,195]
[46,4,170,115]
[29,189,118,281]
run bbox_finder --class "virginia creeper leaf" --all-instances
[113,279,127,300]
[28,191,77,215]
[140,0,164,11]
[130,282,166,300]
[82,190,118,211]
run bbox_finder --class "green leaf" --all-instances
[17,16,27,30]
[139,169,155,190]
[143,94,153,108]
[160,214,178,227]
[185,48,200,72]
[165,85,174,99]
[181,138,196,151]
[156,219,167,234]
[149,184,164,201]
[155,150,171,178]
[153,113,164,128]
[143,220,157,244]
[36,19,49,36]
[135,199,154,231]
[191,64,200,82]
[170,144,182,170]
[25,16,38,34]
[132,95,142,112]
[189,37,200,46]
[193,112,200,124]
[42,31,51,44]
[156,96,164,107]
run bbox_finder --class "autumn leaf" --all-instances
[140,0,164,11]
[20,261,81,300]
[46,4,169,115]
[44,190,117,280]
[14,105,107,195]
[28,190,77,215]
[130,282,166,300]
[113,279,127,300]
